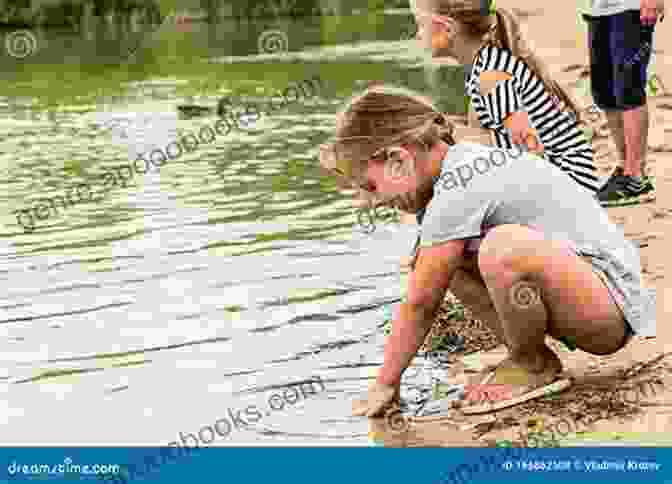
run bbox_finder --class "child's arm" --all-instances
[478,70,544,153]
[354,239,465,418]
[376,239,465,387]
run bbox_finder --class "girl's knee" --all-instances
[477,225,543,276]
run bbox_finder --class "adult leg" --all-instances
[606,13,653,180]
[604,110,626,167]
[587,13,627,191]
[622,104,649,177]
[474,224,627,394]
[593,11,655,203]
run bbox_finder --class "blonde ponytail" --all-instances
[492,8,581,119]
[422,0,582,119]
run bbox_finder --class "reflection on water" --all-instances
[0,10,464,445]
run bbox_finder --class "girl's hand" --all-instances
[504,111,544,154]
[352,381,401,417]
[641,0,665,25]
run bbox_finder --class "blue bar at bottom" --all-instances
[0,447,668,484]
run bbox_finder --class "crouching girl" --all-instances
[319,84,655,415]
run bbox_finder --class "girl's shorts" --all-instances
[583,10,655,111]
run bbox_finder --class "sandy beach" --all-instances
[372,0,672,447]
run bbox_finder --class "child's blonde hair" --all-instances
[418,0,581,119]
[319,84,456,191]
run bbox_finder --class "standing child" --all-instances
[411,0,602,196]
[580,0,663,206]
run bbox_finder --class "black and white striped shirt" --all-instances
[466,45,600,193]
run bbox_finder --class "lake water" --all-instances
[0,11,465,445]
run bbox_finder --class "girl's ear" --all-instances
[431,16,458,51]
[435,15,458,37]
[383,146,416,181]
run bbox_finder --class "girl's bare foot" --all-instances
[465,346,564,403]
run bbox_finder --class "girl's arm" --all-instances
[377,239,466,386]
[478,70,543,152]
[478,58,590,159]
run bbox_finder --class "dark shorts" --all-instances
[583,10,655,111]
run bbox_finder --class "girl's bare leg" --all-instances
[472,224,627,392]
[449,260,506,345]
[449,261,533,380]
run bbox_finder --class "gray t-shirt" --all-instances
[419,142,655,335]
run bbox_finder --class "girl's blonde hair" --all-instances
[420,0,581,119]
[319,84,456,191]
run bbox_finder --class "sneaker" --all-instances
[598,166,624,192]
[597,171,656,207]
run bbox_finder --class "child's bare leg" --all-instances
[475,225,627,390]
[449,263,506,345]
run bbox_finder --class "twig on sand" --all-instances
[622,352,671,379]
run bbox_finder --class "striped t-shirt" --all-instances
[466,45,600,193]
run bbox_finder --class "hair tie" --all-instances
[482,18,500,47]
